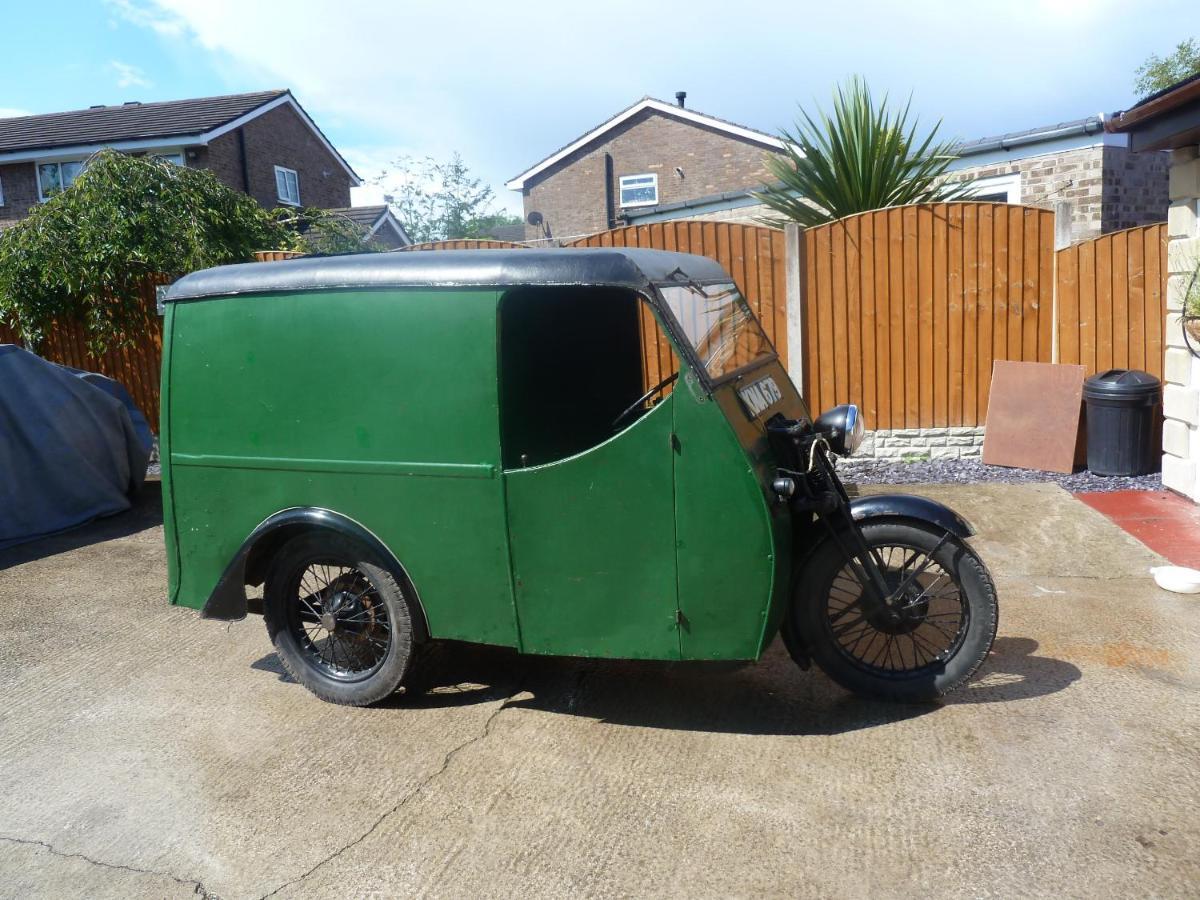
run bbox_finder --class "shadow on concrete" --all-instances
[252,634,1082,736]
[0,483,163,570]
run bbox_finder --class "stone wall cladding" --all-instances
[197,103,352,210]
[1161,144,1200,502]
[523,109,779,242]
[854,427,987,461]
[0,162,38,228]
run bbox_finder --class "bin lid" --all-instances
[1083,368,1161,400]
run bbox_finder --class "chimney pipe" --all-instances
[675,91,686,108]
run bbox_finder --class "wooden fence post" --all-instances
[784,223,806,393]
[1051,201,1073,363]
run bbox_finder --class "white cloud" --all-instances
[108,0,1194,212]
[105,0,187,37]
[109,60,152,90]
[0,108,31,119]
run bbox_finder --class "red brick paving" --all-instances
[1075,490,1200,569]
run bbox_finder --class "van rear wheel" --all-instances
[263,533,417,706]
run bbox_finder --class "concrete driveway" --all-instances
[1,482,1198,899]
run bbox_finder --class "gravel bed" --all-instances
[838,457,1162,493]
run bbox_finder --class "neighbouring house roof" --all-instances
[1106,71,1200,151]
[954,116,1107,157]
[329,206,411,246]
[505,96,785,190]
[0,89,360,184]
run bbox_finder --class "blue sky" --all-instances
[0,1,1194,214]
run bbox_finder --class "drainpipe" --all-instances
[237,128,251,196]
[604,153,616,228]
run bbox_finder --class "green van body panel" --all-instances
[672,370,781,661]
[164,287,520,647]
[504,396,680,659]
[161,254,802,664]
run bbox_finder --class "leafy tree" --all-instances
[752,76,973,228]
[1134,38,1200,98]
[375,153,522,243]
[0,149,361,352]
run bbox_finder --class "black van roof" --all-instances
[164,247,732,302]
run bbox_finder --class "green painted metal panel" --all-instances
[672,367,780,661]
[162,288,519,647]
[504,397,680,659]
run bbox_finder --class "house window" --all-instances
[0,174,4,206]
[963,172,1021,204]
[619,173,658,208]
[153,152,185,166]
[37,160,85,200]
[274,166,300,206]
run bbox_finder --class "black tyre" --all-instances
[263,532,417,706]
[790,519,997,702]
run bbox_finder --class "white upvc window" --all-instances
[274,165,300,206]
[152,151,185,166]
[963,172,1021,204]
[0,174,4,206]
[37,159,86,200]
[619,173,658,208]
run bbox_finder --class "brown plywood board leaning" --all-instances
[982,361,1086,474]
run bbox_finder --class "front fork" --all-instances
[778,434,947,626]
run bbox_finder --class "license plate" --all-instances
[738,376,782,418]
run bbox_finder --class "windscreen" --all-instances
[657,282,773,381]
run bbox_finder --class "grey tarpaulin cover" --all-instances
[0,345,151,549]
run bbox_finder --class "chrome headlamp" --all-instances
[813,404,865,456]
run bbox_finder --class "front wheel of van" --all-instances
[263,533,417,706]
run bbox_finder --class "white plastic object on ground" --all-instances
[1150,566,1200,594]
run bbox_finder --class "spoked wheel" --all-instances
[264,533,417,706]
[792,519,997,701]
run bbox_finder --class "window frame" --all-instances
[274,165,301,206]
[618,173,659,209]
[963,172,1021,204]
[0,173,4,206]
[37,159,86,201]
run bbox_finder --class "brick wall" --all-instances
[952,145,1168,242]
[1102,145,1171,232]
[522,109,778,242]
[0,162,39,228]
[198,103,352,210]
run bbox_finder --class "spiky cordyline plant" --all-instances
[752,77,974,228]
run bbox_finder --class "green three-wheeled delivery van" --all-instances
[161,248,997,705]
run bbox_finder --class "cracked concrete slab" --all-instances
[1,483,1197,898]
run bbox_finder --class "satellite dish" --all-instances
[527,211,544,227]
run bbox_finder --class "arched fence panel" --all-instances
[1056,222,1167,379]
[800,203,1057,431]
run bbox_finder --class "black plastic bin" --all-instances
[1083,369,1161,476]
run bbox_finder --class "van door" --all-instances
[500,287,680,659]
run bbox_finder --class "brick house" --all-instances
[505,94,784,242]
[511,96,1168,244]
[0,90,362,229]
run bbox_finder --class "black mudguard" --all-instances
[780,493,975,667]
[200,508,427,641]
[847,493,975,538]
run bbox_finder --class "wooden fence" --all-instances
[800,203,1058,430]
[0,214,1165,438]
[0,277,168,432]
[1056,222,1167,378]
